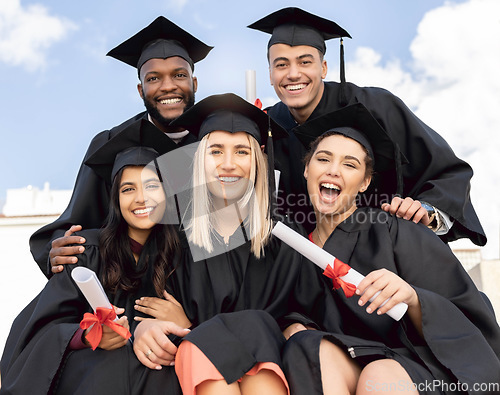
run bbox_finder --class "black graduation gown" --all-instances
[281,208,500,395]
[28,113,197,276]
[269,81,485,246]
[1,229,182,395]
[168,223,340,384]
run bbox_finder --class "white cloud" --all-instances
[411,0,500,258]
[327,47,425,109]
[0,0,77,71]
[327,0,500,258]
[164,0,189,13]
[409,0,500,152]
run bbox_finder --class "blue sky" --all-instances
[1,0,500,256]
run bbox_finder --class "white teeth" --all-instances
[159,98,182,104]
[219,177,240,182]
[286,84,307,91]
[321,183,340,191]
[133,207,153,215]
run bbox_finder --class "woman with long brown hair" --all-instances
[0,119,189,394]
[281,103,500,394]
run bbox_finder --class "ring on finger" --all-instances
[145,349,153,358]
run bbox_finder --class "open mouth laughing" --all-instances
[319,182,341,203]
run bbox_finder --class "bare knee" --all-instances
[356,359,417,395]
[240,369,288,395]
[319,340,360,395]
[197,379,241,395]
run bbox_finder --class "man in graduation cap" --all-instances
[29,16,212,276]
[248,7,486,246]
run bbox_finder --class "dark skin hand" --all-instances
[50,225,86,274]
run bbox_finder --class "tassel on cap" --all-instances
[394,143,404,197]
[266,116,278,222]
[339,38,348,107]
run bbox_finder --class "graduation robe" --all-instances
[28,112,196,276]
[282,207,500,395]
[2,223,338,392]
[268,81,486,246]
[1,229,183,395]
[168,223,340,384]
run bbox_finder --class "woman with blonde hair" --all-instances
[133,93,338,395]
[185,106,272,260]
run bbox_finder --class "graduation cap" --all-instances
[293,102,407,195]
[170,93,287,144]
[106,16,213,73]
[248,7,351,106]
[85,118,178,182]
[171,93,288,220]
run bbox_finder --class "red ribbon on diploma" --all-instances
[79,307,132,350]
[323,259,357,298]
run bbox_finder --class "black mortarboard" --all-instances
[248,7,350,54]
[171,93,288,220]
[85,118,178,182]
[106,16,213,72]
[248,7,351,106]
[294,103,407,195]
[294,102,405,171]
[170,93,287,145]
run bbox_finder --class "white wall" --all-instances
[2,183,71,217]
[0,217,53,357]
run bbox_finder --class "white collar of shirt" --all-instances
[147,114,189,144]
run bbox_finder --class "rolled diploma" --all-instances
[272,221,408,321]
[274,169,281,193]
[245,69,257,104]
[71,266,113,313]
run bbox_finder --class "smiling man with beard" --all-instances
[138,54,197,140]
[30,16,212,276]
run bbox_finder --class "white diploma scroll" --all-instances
[274,169,281,193]
[272,221,408,321]
[71,267,113,312]
[245,69,257,104]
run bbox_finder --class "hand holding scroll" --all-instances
[356,268,419,316]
